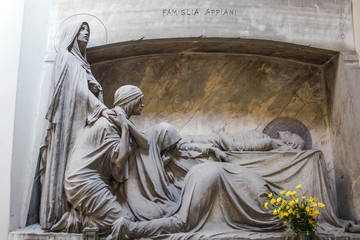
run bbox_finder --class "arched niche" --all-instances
[87,38,338,140]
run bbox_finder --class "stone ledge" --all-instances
[8,224,360,240]
[8,224,81,240]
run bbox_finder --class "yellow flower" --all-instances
[278,206,282,212]
[284,220,288,223]
[273,209,278,215]
[288,208,294,214]
[310,210,319,216]
[282,200,288,206]
[296,184,302,189]
[268,192,273,198]
[296,213,300,218]
[302,196,306,199]
[310,202,317,207]
[278,211,284,219]
[264,202,269,209]
[280,190,286,195]
[286,191,292,196]
[284,212,289,217]
[291,191,297,196]
[318,203,325,208]
[277,197,282,203]
[289,200,295,207]
[270,198,276,205]
[306,207,310,212]
[308,197,316,203]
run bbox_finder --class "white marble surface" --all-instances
[45,0,354,55]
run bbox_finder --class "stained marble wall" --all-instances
[95,53,325,132]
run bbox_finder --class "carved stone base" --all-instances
[8,224,360,240]
[8,224,81,240]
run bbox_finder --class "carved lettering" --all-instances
[163,8,200,17]
[339,12,346,40]
[163,8,237,17]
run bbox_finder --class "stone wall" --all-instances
[325,53,360,221]
[0,1,26,239]
[353,0,360,64]
[8,0,53,232]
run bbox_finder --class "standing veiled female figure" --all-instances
[40,21,112,229]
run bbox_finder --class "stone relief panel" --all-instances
[91,52,333,169]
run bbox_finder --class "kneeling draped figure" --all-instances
[52,85,148,235]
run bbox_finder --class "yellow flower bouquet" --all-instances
[265,184,325,235]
